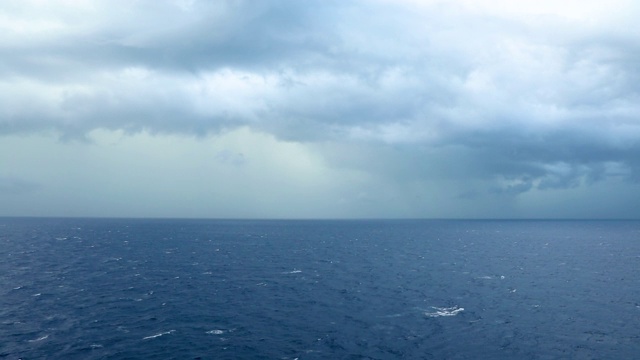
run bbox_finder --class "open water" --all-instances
[1,218,639,359]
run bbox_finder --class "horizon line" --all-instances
[1,216,639,221]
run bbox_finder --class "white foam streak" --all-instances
[283,270,302,274]
[28,335,49,342]
[143,330,175,340]
[424,306,464,318]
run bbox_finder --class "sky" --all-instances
[1,0,640,219]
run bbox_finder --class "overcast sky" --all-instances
[1,0,640,219]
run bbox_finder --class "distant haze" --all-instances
[1,0,640,219]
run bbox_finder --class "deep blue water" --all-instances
[1,218,639,359]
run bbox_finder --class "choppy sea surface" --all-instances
[1,218,639,359]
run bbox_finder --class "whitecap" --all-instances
[379,313,405,318]
[143,330,175,340]
[424,306,464,318]
[206,329,225,335]
[283,270,302,274]
[28,335,49,342]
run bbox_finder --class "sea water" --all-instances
[1,218,639,359]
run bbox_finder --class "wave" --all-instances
[424,306,464,318]
[143,330,175,340]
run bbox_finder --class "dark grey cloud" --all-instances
[0,0,343,77]
[2,0,640,215]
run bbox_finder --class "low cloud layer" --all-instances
[2,0,640,217]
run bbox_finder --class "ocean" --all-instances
[1,218,639,359]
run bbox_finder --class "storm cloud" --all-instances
[1,0,640,218]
